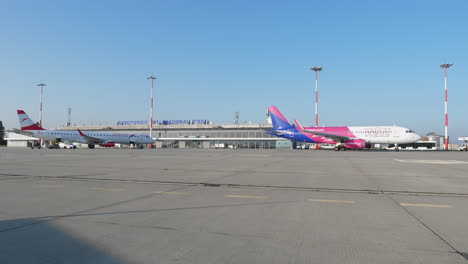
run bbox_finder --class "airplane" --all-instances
[266,106,421,151]
[15,110,156,149]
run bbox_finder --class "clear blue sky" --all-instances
[1,0,467,141]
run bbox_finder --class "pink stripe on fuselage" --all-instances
[300,126,356,144]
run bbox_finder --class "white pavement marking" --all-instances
[153,191,192,195]
[400,203,453,208]
[394,159,468,165]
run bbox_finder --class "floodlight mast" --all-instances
[147,76,157,140]
[37,83,46,128]
[440,63,453,150]
[310,67,322,127]
[310,67,323,150]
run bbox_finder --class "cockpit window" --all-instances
[405,130,415,133]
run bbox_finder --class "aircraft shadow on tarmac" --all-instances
[0,218,133,264]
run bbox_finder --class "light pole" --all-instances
[37,82,46,128]
[310,67,322,150]
[147,76,156,140]
[440,63,453,150]
[310,67,322,127]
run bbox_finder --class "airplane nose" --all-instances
[415,134,422,141]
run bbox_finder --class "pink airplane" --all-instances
[266,106,421,151]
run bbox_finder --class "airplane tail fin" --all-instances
[267,106,294,130]
[17,110,45,130]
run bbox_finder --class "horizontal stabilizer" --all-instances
[294,120,304,130]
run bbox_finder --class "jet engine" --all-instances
[343,139,366,149]
[101,141,115,148]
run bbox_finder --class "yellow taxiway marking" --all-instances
[307,199,355,204]
[394,159,468,165]
[93,187,126,191]
[400,203,453,208]
[36,185,64,188]
[153,191,192,195]
[225,195,268,199]
[238,154,272,157]
[188,154,215,156]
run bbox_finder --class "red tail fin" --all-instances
[17,110,45,130]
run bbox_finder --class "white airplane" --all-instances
[15,110,155,149]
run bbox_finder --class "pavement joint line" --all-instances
[307,199,355,204]
[225,195,268,199]
[36,185,64,188]
[400,203,453,208]
[0,184,192,233]
[2,174,468,198]
[385,194,464,260]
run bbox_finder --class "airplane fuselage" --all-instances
[31,130,154,145]
[280,126,421,145]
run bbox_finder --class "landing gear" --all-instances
[395,144,399,152]
[30,142,41,149]
[334,145,346,151]
[88,144,95,149]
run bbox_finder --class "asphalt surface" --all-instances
[1,148,468,264]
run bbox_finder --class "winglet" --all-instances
[294,119,304,130]
[77,129,86,136]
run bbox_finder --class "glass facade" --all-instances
[157,130,277,139]
[154,128,283,149]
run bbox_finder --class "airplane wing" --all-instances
[300,129,354,143]
[267,130,284,136]
[77,129,105,144]
[9,128,34,136]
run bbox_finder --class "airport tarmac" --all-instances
[1,148,468,263]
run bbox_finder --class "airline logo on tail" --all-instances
[17,110,45,130]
